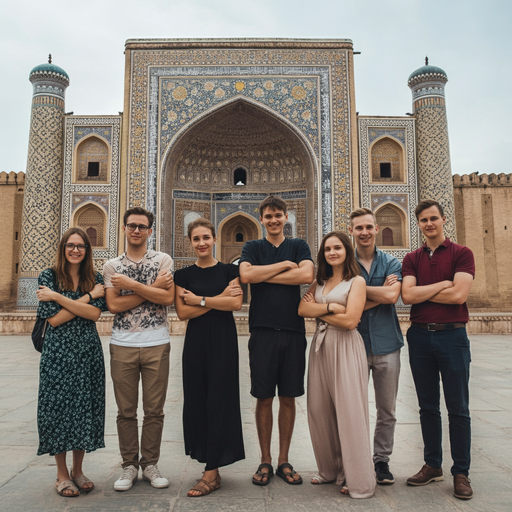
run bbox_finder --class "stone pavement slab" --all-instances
[0,334,511,511]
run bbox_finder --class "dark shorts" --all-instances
[248,328,307,399]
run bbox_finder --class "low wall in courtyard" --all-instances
[1,312,511,336]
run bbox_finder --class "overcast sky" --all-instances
[1,0,510,176]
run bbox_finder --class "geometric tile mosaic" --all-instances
[126,43,355,246]
[18,103,65,307]
[415,105,456,242]
[358,117,419,260]
[61,116,121,260]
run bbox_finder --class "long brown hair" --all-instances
[53,227,96,293]
[316,230,360,285]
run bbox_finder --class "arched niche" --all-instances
[73,134,110,184]
[375,203,408,248]
[72,202,107,248]
[370,136,406,183]
[160,98,317,257]
[217,212,261,264]
[218,212,261,304]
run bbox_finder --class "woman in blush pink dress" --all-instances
[299,230,375,498]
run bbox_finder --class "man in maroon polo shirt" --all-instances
[402,199,475,500]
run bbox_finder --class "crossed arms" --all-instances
[175,278,243,321]
[401,272,473,305]
[37,282,105,327]
[105,270,174,314]
[298,276,367,331]
[239,259,314,286]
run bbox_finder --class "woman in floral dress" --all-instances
[36,227,107,497]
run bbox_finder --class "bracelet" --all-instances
[87,292,93,302]
[327,303,330,313]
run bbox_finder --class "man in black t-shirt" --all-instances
[240,195,314,487]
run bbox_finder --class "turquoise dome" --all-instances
[29,62,69,80]
[408,64,447,82]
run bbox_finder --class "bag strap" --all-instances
[49,268,57,292]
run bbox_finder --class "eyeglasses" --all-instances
[125,223,149,233]
[64,243,88,252]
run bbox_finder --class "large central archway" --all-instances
[160,98,318,271]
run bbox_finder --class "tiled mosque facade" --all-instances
[1,39,510,319]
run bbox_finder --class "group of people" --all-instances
[35,194,475,501]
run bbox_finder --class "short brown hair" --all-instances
[187,217,216,239]
[349,207,376,225]
[415,199,444,220]
[259,195,287,217]
[123,207,154,229]
[316,231,360,285]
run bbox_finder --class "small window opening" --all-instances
[235,232,244,242]
[87,227,98,246]
[382,227,394,246]
[234,168,247,186]
[15,231,18,241]
[380,162,391,178]
[15,263,19,273]
[87,162,100,177]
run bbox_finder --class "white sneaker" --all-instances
[142,464,169,488]
[114,465,138,491]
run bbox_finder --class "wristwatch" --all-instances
[200,296,206,307]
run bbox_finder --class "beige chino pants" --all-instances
[110,343,170,469]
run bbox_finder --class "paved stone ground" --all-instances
[0,334,511,511]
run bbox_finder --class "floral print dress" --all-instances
[36,269,107,456]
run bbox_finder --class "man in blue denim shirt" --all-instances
[349,208,404,486]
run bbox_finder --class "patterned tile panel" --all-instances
[61,117,121,260]
[358,117,419,260]
[127,47,353,243]
[74,126,112,146]
[415,105,456,241]
[18,104,65,307]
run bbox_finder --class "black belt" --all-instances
[411,322,466,332]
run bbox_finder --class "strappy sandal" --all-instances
[311,474,335,484]
[187,473,221,497]
[340,484,349,495]
[71,471,94,493]
[55,479,79,497]
[276,463,303,485]
[252,463,274,486]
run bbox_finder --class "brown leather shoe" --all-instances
[453,474,473,499]
[407,464,444,486]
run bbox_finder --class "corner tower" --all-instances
[408,58,456,241]
[17,55,69,308]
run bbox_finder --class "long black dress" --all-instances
[174,262,245,470]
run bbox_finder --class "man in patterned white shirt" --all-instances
[103,206,174,491]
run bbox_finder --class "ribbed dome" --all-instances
[408,64,446,82]
[408,58,447,85]
[29,62,69,81]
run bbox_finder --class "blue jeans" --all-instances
[407,325,471,476]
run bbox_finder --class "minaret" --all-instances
[408,57,456,241]
[17,55,69,308]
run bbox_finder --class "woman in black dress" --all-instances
[174,217,245,497]
[36,227,107,497]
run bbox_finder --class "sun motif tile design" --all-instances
[358,117,419,260]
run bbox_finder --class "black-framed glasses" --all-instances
[125,223,149,233]
[64,243,88,252]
